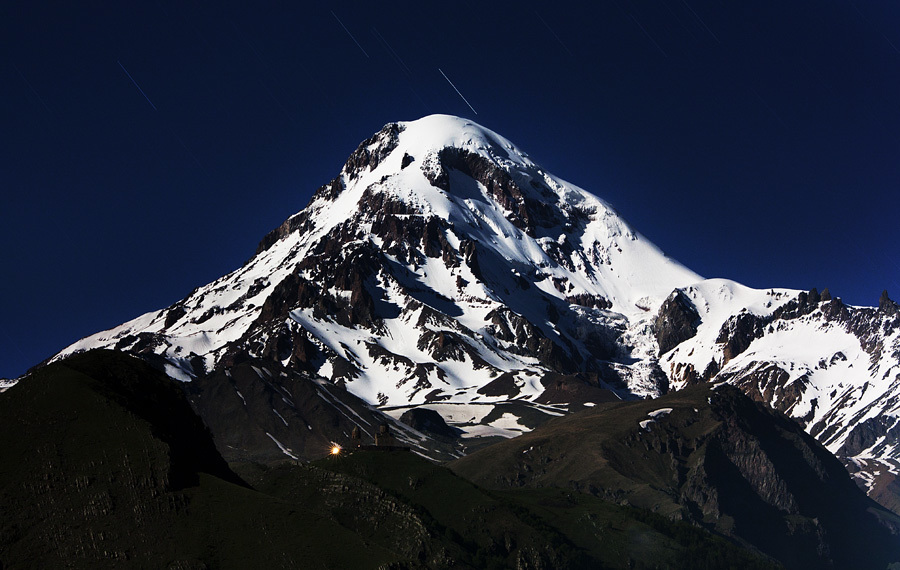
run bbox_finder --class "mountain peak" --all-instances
[333,114,537,209]
[333,114,530,192]
[300,114,701,315]
[57,115,702,405]
[396,114,531,163]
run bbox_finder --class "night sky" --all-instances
[3,1,899,379]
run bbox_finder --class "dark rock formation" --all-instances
[771,288,823,321]
[655,290,700,355]
[399,408,459,439]
[534,372,623,405]
[255,177,343,254]
[838,416,900,457]
[880,290,899,315]
[164,305,186,328]
[566,292,612,310]
[716,311,766,363]
[423,147,568,236]
[477,371,521,398]
[344,122,403,180]
[717,363,811,421]
[417,330,469,362]
[458,238,482,280]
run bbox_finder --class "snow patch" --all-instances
[272,408,288,426]
[164,359,195,383]
[265,432,298,460]
[640,407,674,430]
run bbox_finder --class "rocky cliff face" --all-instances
[450,383,900,569]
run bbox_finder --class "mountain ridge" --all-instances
[36,114,900,512]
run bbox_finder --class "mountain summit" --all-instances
[50,115,900,511]
[56,114,701,405]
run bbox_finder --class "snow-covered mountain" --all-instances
[49,115,900,511]
[662,283,900,511]
[56,115,701,404]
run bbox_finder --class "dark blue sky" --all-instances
[3,1,899,379]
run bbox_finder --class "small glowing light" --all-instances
[330,445,341,455]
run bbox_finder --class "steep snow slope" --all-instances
[54,115,701,407]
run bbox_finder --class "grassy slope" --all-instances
[450,385,722,512]
[0,351,783,568]
[450,384,900,569]
[247,449,781,569]
[0,351,394,569]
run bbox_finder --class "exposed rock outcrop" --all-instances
[716,311,766,363]
[451,384,900,570]
[399,408,459,439]
[880,290,900,316]
[655,290,700,355]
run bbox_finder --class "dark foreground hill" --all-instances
[0,350,396,569]
[2,350,784,569]
[451,383,900,569]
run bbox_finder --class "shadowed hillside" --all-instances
[0,351,392,569]
[1,350,782,569]
[451,384,900,569]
